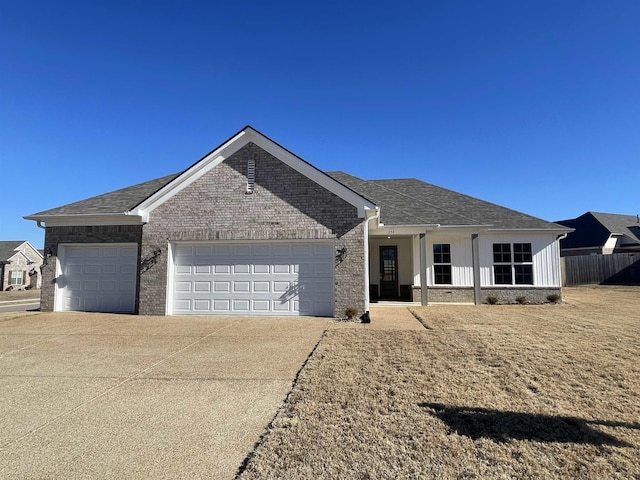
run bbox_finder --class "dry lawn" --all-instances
[0,289,39,302]
[237,286,640,479]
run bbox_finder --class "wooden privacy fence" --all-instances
[562,253,640,286]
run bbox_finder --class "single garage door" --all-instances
[57,244,138,313]
[172,241,334,316]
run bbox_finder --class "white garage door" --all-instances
[57,244,138,313]
[171,241,334,316]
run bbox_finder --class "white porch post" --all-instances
[419,232,428,306]
[364,218,370,312]
[472,233,481,305]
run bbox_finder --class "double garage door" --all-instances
[172,241,334,316]
[57,244,138,313]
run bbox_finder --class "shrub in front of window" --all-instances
[515,295,527,305]
[547,293,561,303]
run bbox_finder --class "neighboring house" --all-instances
[0,241,43,290]
[556,212,640,257]
[25,126,570,316]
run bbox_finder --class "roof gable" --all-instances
[26,126,376,227]
[0,241,43,261]
[130,126,375,220]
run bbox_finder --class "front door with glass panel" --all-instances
[380,246,398,298]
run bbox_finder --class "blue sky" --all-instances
[2,0,639,248]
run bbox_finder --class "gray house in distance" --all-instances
[556,212,640,257]
[25,126,570,316]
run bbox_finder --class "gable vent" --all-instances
[246,158,255,194]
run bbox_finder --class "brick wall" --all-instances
[412,286,563,304]
[140,142,366,316]
[40,226,143,312]
[480,287,562,304]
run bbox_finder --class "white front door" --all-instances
[171,241,334,316]
[57,244,138,313]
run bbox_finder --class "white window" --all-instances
[493,243,533,285]
[10,271,23,285]
[433,244,452,284]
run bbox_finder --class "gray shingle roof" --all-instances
[328,171,563,229]
[557,212,640,248]
[26,164,564,231]
[27,173,180,217]
[0,241,24,261]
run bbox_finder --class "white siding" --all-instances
[425,235,474,287]
[479,233,561,287]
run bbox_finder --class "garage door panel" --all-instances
[233,281,250,292]
[172,241,334,316]
[253,281,270,292]
[176,265,192,274]
[120,264,136,274]
[58,244,137,313]
[253,264,270,274]
[213,300,230,311]
[214,281,230,292]
[194,281,211,292]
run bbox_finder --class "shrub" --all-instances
[515,296,527,305]
[547,293,561,303]
[344,307,358,320]
[486,296,498,305]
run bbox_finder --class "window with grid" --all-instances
[493,243,533,285]
[10,271,23,285]
[433,243,452,285]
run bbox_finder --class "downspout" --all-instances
[556,232,569,288]
[361,207,380,323]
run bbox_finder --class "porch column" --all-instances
[363,218,371,313]
[472,233,481,304]
[419,233,428,306]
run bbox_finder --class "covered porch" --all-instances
[366,227,481,307]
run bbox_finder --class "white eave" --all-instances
[23,213,144,227]
[129,126,376,220]
[369,223,573,236]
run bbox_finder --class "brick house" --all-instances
[25,126,570,316]
[0,241,43,291]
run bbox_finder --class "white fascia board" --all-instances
[130,129,249,221]
[369,224,441,236]
[23,214,144,227]
[484,227,573,234]
[130,127,376,220]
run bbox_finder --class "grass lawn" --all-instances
[237,286,640,479]
[0,289,40,302]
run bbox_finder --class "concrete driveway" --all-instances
[0,312,329,479]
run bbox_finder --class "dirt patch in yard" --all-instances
[237,286,640,479]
